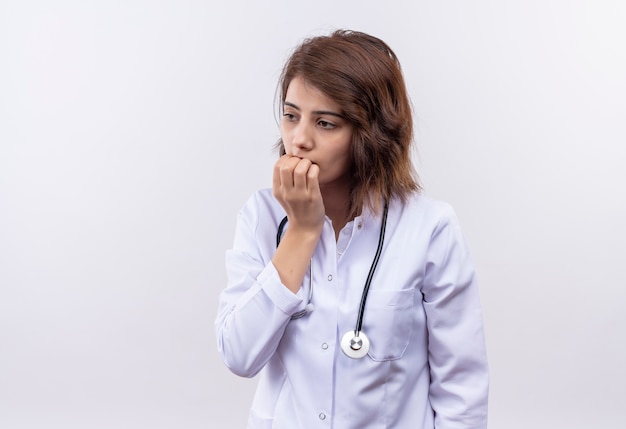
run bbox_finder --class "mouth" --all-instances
[287,153,318,166]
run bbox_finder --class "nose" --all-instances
[289,121,313,154]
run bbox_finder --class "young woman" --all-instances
[216,30,488,429]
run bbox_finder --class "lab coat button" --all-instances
[327,274,333,281]
[357,221,363,229]
[319,412,326,420]
[321,343,328,350]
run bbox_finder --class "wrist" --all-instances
[282,223,323,244]
[285,219,324,241]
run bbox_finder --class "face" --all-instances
[281,76,354,187]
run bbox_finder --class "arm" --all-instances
[271,155,325,292]
[215,197,302,377]
[215,155,325,377]
[422,206,489,428]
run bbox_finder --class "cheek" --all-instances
[281,139,293,154]
[337,139,353,162]
[279,126,291,149]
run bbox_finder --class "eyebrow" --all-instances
[283,101,345,119]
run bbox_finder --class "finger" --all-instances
[273,155,291,193]
[307,163,320,193]
[272,157,284,194]
[293,158,312,191]
[279,156,301,189]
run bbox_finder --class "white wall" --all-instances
[1,1,624,428]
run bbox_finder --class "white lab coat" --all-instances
[216,189,488,429]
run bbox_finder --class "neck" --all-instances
[320,180,353,240]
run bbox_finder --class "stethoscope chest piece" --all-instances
[340,330,370,359]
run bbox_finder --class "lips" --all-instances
[287,153,318,166]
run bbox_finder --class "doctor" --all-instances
[216,30,489,429]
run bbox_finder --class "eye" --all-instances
[318,120,336,130]
[283,112,298,122]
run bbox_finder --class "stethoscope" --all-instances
[275,203,388,359]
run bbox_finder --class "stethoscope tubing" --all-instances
[275,203,388,331]
[354,203,388,334]
[276,215,313,320]
[276,216,289,248]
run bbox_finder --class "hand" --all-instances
[272,154,325,236]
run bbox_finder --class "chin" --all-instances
[319,174,349,188]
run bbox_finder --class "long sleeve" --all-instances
[216,192,488,428]
[215,193,306,377]
[421,205,489,428]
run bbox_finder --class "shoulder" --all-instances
[392,192,459,228]
[242,188,282,213]
[238,188,286,228]
[232,188,286,251]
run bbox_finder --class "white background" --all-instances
[1,1,625,428]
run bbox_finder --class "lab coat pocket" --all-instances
[365,289,415,362]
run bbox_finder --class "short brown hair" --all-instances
[277,29,421,218]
